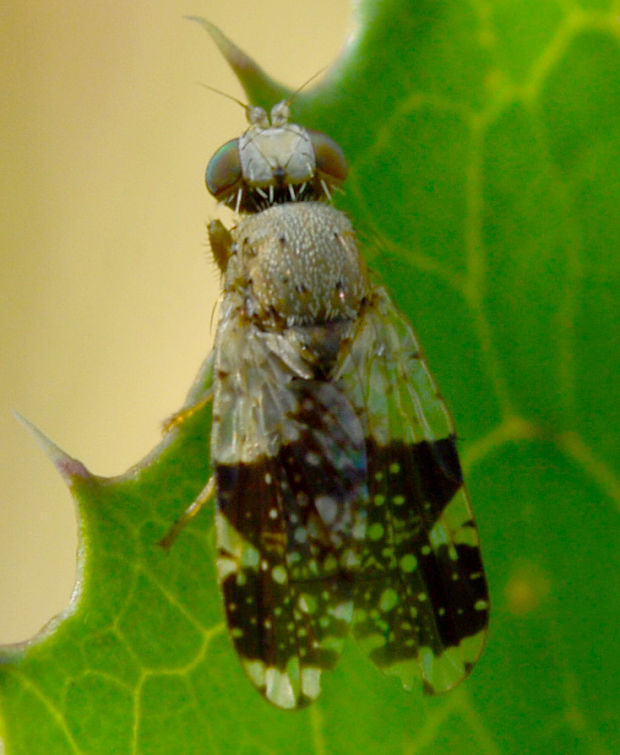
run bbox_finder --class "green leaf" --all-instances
[1,1,618,752]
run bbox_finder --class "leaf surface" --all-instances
[1,1,618,752]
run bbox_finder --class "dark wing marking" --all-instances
[212,301,367,708]
[336,287,489,693]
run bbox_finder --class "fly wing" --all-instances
[212,300,367,709]
[336,287,489,694]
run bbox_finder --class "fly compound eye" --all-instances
[206,139,242,200]
[308,130,348,185]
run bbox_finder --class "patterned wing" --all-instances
[212,300,367,709]
[336,287,489,694]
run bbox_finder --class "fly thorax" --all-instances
[229,202,369,328]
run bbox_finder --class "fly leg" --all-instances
[159,476,216,550]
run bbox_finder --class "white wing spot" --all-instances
[379,588,399,612]
[298,593,318,614]
[400,553,417,573]
[301,667,322,700]
[294,526,308,543]
[265,666,296,710]
[316,495,338,524]
[272,565,288,584]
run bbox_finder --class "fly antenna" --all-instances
[197,83,249,114]
[285,67,327,107]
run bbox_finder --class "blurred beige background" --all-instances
[1,1,349,643]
